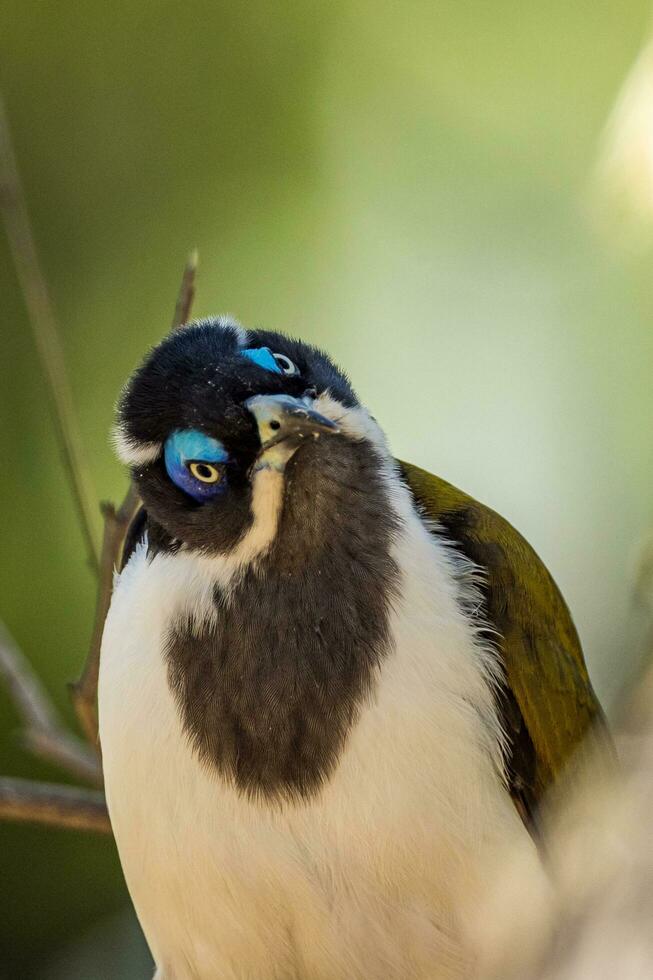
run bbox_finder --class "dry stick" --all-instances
[171,247,198,331]
[69,251,199,746]
[69,493,140,746]
[0,778,111,834]
[0,622,102,785]
[0,95,100,575]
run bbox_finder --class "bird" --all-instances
[99,315,607,980]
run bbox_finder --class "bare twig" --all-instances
[0,622,102,785]
[171,248,199,330]
[0,95,100,574]
[69,492,140,745]
[69,252,199,745]
[634,533,653,613]
[0,778,110,834]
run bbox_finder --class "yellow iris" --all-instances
[188,461,221,484]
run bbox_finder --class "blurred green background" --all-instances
[1,2,652,976]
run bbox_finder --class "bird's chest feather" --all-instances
[99,501,525,979]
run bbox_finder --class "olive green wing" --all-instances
[399,459,608,819]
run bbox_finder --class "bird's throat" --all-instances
[164,437,401,802]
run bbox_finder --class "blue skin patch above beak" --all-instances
[240,347,282,373]
[164,429,229,502]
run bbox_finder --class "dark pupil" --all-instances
[194,463,213,479]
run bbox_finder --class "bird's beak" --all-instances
[245,394,339,451]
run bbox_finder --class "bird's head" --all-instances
[114,317,392,558]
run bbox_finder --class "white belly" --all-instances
[99,517,531,980]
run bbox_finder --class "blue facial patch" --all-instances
[240,347,282,374]
[164,429,229,502]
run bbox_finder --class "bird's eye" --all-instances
[188,461,221,484]
[272,353,299,376]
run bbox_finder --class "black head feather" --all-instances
[115,317,359,553]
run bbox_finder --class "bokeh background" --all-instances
[1,2,652,976]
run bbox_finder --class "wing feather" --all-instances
[399,459,608,818]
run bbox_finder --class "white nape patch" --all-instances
[314,392,390,457]
[111,424,161,467]
[185,315,248,347]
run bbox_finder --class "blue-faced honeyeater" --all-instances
[99,317,607,980]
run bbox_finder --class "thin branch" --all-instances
[171,248,199,330]
[0,778,111,834]
[0,95,100,574]
[69,252,199,744]
[0,621,102,785]
[0,621,60,733]
[69,492,140,745]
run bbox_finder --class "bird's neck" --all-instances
[164,437,401,802]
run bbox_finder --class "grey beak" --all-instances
[245,394,339,449]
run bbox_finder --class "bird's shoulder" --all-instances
[398,458,608,819]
